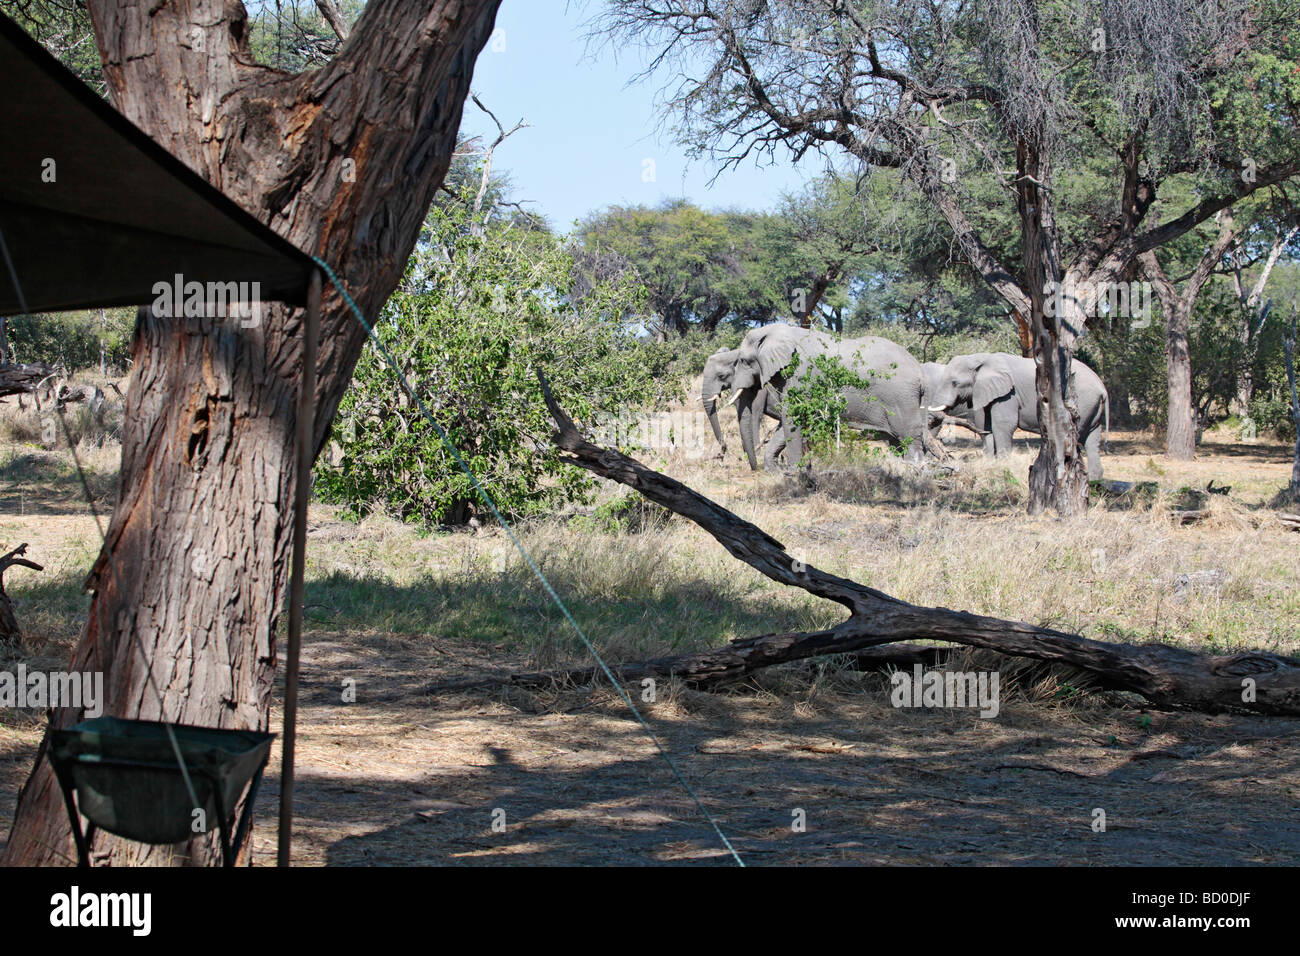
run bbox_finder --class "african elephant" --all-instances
[730,324,929,468]
[925,352,1109,479]
[701,347,787,467]
[921,361,975,437]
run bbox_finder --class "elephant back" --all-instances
[840,335,922,378]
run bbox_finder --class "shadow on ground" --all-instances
[301,567,836,662]
[0,452,118,516]
[237,634,1300,866]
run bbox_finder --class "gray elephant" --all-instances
[925,352,1109,479]
[921,361,976,437]
[730,324,929,468]
[702,347,787,467]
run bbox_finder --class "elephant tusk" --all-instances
[725,390,744,407]
[926,405,949,413]
[702,394,718,403]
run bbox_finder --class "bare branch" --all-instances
[315,0,352,43]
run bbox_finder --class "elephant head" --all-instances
[928,353,1014,414]
[701,348,741,455]
[731,324,812,469]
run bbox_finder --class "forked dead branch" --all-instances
[531,373,1300,716]
[0,543,42,649]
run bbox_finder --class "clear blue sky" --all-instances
[459,1,825,232]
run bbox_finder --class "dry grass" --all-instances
[0,392,123,449]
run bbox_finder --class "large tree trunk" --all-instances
[1017,140,1088,517]
[1027,314,1089,516]
[2,0,502,867]
[1165,301,1197,460]
[1139,217,1241,463]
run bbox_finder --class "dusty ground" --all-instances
[235,636,1300,866]
[0,409,1297,865]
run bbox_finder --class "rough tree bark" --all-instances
[531,377,1300,715]
[1015,135,1089,517]
[2,0,502,867]
[1141,213,1243,460]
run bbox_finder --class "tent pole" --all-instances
[278,268,320,866]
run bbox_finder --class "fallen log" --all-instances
[417,629,841,693]
[532,373,1300,716]
[0,363,54,400]
[851,644,953,672]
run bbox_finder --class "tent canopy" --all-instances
[0,13,317,317]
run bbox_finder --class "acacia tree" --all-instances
[3,0,502,866]
[757,173,882,330]
[595,0,1300,514]
[1142,196,1298,458]
[576,201,775,337]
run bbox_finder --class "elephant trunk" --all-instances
[737,386,762,470]
[703,395,726,453]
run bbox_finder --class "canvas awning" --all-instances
[0,12,317,316]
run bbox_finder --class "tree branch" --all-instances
[315,0,352,43]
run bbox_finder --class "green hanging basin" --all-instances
[49,717,275,846]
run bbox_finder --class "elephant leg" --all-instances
[785,421,806,469]
[975,408,997,457]
[763,418,787,469]
[990,405,1018,457]
[1085,428,1103,480]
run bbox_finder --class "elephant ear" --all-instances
[757,329,799,384]
[973,358,1015,409]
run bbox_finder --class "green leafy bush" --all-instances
[1249,391,1297,441]
[317,177,661,526]
[781,352,883,457]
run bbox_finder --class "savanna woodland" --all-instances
[0,0,1297,875]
